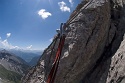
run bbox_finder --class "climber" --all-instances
[56,29,60,34]
[47,23,66,83]
[54,23,66,40]
[56,23,64,35]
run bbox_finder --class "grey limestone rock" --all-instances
[22,0,125,83]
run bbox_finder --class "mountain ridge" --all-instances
[8,49,42,63]
[0,64,22,83]
[0,49,29,75]
[22,0,125,83]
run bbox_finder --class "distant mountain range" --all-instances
[0,64,22,83]
[0,48,43,82]
[28,56,41,66]
[0,49,29,74]
[0,49,30,83]
[9,49,42,63]
[0,48,43,63]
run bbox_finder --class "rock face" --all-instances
[106,36,125,83]
[22,0,125,83]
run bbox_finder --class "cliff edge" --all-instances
[22,0,125,83]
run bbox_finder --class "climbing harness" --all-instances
[46,0,94,83]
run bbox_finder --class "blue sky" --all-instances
[0,0,81,50]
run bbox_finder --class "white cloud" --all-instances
[13,46,20,49]
[6,33,11,38]
[58,1,70,12]
[0,39,19,49]
[0,33,20,49]
[69,0,74,7]
[38,9,52,19]
[27,45,33,49]
[0,38,33,50]
[0,34,38,50]
[1,39,9,47]
[0,35,20,49]
[49,38,53,42]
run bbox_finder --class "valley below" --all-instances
[0,49,42,83]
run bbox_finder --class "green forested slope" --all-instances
[0,64,22,83]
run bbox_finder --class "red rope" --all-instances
[47,35,66,83]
